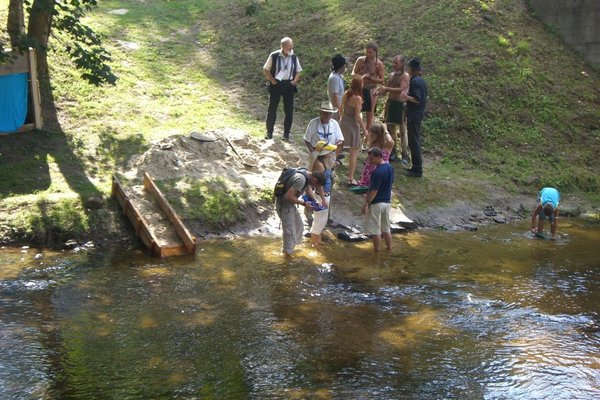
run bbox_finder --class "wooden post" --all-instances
[27,48,43,130]
[143,173,196,254]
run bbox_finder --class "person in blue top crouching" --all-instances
[530,187,560,239]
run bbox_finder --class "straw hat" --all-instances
[317,101,338,113]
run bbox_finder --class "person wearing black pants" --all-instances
[401,57,428,177]
[266,81,296,140]
[263,37,302,141]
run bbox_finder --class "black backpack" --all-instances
[273,168,308,198]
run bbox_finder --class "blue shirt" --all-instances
[406,75,427,120]
[538,187,560,208]
[323,169,332,193]
[369,163,394,204]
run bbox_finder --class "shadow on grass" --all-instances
[0,71,147,201]
[96,129,146,170]
[0,73,101,201]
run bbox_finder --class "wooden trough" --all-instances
[112,173,196,257]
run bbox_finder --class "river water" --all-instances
[1,219,599,399]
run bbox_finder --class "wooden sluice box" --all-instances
[112,173,196,257]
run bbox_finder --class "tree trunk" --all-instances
[27,0,55,76]
[7,0,25,49]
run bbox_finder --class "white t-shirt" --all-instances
[263,50,302,81]
[303,117,344,147]
[327,72,344,105]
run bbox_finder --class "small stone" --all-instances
[65,239,79,249]
[85,196,104,210]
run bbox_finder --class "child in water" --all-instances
[530,187,560,239]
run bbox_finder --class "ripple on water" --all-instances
[0,322,50,399]
[450,295,600,399]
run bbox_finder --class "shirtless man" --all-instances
[378,54,410,164]
[352,41,384,131]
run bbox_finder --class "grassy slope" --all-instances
[0,0,599,241]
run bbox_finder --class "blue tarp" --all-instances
[0,73,29,133]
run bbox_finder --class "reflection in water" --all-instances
[0,219,599,399]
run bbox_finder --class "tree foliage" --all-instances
[1,0,116,86]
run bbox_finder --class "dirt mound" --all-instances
[123,129,308,190]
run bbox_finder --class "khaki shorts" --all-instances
[363,202,391,236]
[310,194,331,235]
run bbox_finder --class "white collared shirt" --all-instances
[304,117,344,147]
[263,50,302,81]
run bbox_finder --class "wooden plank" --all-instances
[112,178,128,209]
[143,172,196,254]
[0,52,28,76]
[9,123,35,134]
[27,48,43,130]
[159,245,189,257]
[112,177,163,257]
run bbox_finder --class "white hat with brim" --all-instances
[317,101,338,113]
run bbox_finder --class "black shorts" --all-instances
[361,88,373,112]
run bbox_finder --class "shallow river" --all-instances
[1,219,599,399]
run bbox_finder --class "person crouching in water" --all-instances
[307,143,338,246]
[530,187,560,239]
[276,169,327,255]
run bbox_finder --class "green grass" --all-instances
[8,196,90,243]
[1,0,599,241]
[154,176,271,230]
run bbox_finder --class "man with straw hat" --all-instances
[303,101,344,168]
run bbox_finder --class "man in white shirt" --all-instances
[263,37,302,141]
[303,101,344,168]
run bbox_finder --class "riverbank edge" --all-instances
[1,190,596,252]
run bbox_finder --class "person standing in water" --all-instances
[361,147,394,252]
[275,168,326,256]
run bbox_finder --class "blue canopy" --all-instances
[0,72,29,133]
